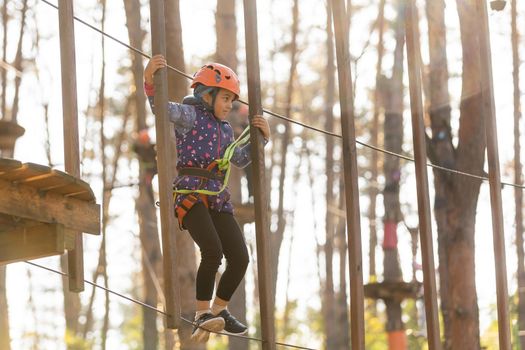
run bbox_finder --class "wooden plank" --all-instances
[19,169,96,203]
[46,172,94,201]
[0,178,100,235]
[0,158,22,174]
[0,223,65,265]
[0,163,51,182]
[18,170,74,189]
[0,214,35,232]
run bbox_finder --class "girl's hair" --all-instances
[193,83,219,112]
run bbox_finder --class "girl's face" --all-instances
[204,88,235,120]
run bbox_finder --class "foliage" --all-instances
[120,304,143,350]
[364,307,387,350]
[64,330,93,350]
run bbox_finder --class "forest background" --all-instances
[1,0,524,349]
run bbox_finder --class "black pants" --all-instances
[183,202,249,302]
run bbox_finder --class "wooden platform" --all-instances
[364,281,422,302]
[0,158,100,265]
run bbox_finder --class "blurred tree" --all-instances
[123,1,163,349]
[0,1,29,348]
[323,1,337,349]
[425,0,486,348]
[213,1,250,349]
[510,0,525,348]
[163,1,202,348]
[378,0,406,348]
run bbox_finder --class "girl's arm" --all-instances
[145,83,195,131]
[144,55,195,132]
[230,115,270,168]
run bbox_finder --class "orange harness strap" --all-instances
[174,161,219,229]
[175,192,209,229]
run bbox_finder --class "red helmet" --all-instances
[191,63,240,98]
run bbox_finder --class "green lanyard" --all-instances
[173,126,251,196]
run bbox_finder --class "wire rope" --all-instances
[38,0,525,190]
[24,261,317,350]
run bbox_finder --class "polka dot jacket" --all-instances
[145,82,253,214]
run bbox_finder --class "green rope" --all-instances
[173,126,251,197]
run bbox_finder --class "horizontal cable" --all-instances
[38,0,525,190]
[25,261,317,350]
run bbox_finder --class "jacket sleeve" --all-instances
[145,82,196,133]
[230,142,252,169]
[229,129,269,168]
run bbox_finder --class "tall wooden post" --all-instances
[58,0,83,292]
[330,0,365,348]
[149,0,180,329]
[476,0,511,348]
[242,0,276,348]
[404,1,442,349]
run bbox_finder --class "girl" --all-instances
[144,55,270,342]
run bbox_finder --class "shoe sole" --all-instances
[222,329,248,336]
[191,318,225,343]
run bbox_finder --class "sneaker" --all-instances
[218,309,248,335]
[190,312,225,343]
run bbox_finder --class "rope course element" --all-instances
[24,261,317,350]
[38,0,525,190]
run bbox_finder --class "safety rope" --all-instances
[38,0,525,190]
[173,126,251,196]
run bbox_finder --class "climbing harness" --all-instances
[173,126,251,227]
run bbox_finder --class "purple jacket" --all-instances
[147,91,252,214]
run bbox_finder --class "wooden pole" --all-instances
[149,0,180,329]
[476,1,511,348]
[404,2,442,349]
[242,0,276,348]
[58,0,83,292]
[330,0,365,348]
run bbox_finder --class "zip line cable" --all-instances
[39,0,525,190]
[24,261,317,350]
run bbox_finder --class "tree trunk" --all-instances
[1,1,8,119]
[0,267,10,350]
[97,3,110,348]
[425,1,485,348]
[425,1,454,347]
[215,0,237,72]
[123,1,163,349]
[165,0,187,102]
[381,1,406,348]
[270,0,300,302]
[511,0,525,348]
[9,0,28,123]
[368,0,386,317]
[323,1,337,349]
[214,2,250,349]
[336,176,351,349]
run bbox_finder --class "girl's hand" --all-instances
[251,115,270,142]
[144,54,167,85]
